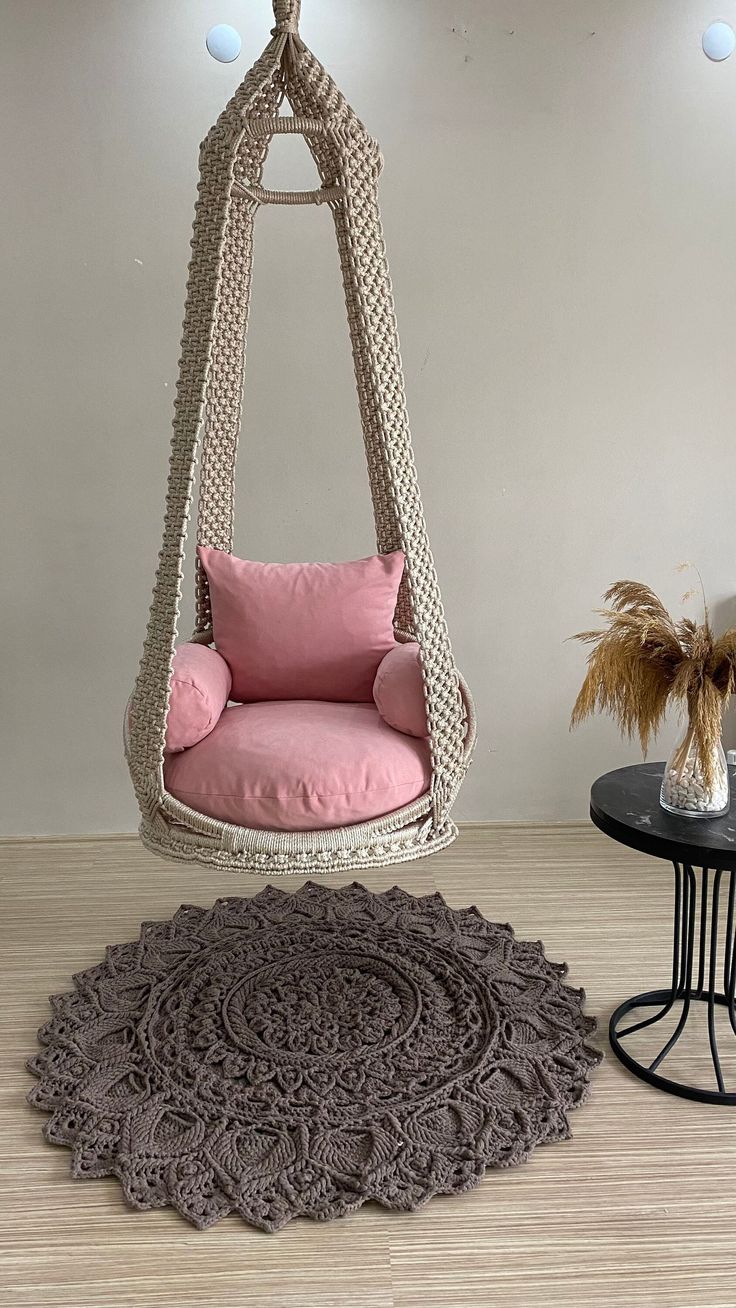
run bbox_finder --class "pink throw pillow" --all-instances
[198,546,405,703]
[373,641,428,738]
[165,642,232,752]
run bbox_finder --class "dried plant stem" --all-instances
[671,720,695,781]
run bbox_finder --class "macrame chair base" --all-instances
[28,883,601,1231]
[126,1,476,873]
[139,811,461,877]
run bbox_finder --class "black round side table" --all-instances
[590,762,736,1105]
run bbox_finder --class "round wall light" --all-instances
[702,20,736,61]
[206,24,242,63]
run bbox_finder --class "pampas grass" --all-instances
[571,575,736,789]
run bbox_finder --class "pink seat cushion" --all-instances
[198,546,405,703]
[165,642,232,753]
[164,700,431,831]
[373,641,428,738]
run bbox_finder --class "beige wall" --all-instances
[2,0,735,836]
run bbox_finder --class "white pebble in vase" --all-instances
[206,24,242,64]
[702,21,736,61]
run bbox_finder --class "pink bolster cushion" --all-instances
[373,641,428,738]
[198,545,405,704]
[165,642,232,753]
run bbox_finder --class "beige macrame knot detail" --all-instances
[272,0,300,34]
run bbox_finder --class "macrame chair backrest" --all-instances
[127,0,476,871]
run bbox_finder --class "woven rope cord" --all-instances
[272,0,300,34]
[126,3,475,867]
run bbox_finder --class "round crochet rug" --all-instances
[28,882,601,1231]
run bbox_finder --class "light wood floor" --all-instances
[1,827,735,1308]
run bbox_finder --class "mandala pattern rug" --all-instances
[27,882,601,1231]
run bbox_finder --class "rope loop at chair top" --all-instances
[272,0,300,34]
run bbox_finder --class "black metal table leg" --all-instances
[609,864,736,1105]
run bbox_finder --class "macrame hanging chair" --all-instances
[126,0,476,874]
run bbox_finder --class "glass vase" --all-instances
[660,722,730,818]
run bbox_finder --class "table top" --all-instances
[590,762,736,870]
